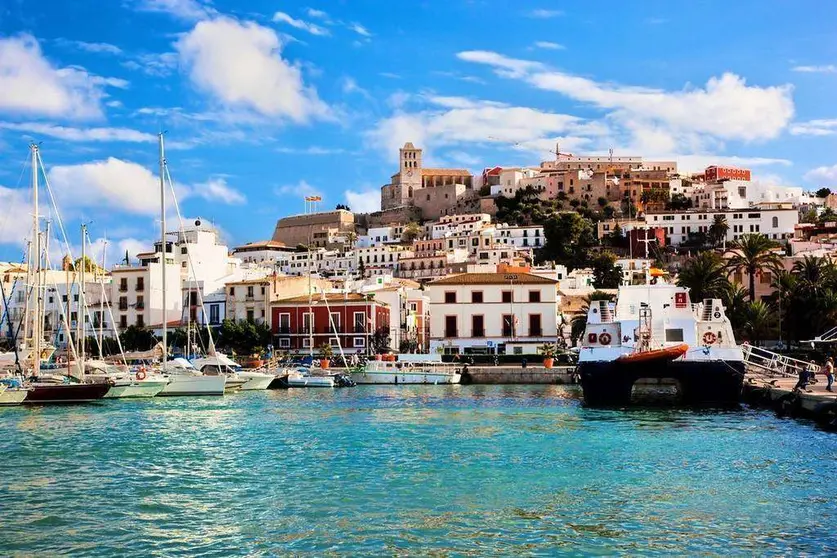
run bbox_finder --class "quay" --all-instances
[461,365,576,385]
[743,372,837,430]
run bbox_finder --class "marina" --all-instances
[1,385,836,555]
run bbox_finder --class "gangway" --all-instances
[807,326,837,344]
[741,344,810,379]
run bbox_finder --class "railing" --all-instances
[135,303,145,310]
[742,344,807,378]
[118,285,128,293]
[277,326,291,334]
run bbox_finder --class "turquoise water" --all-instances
[1,385,836,556]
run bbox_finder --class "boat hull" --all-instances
[0,388,28,406]
[24,382,111,404]
[350,370,461,385]
[158,374,226,396]
[105,380,168,398]
[579,359,745,406]
[238,372,273,391]
[287,375,335,388]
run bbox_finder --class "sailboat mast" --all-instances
[99,238,106,359]
[159,133,167,371]
[31,144,40,377]
[80,223,86,371]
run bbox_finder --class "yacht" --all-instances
[157,358,227,396]
[192,353,274,391]
[351,355,461,385]
[577,280,745,406]
[0,378,28,406]
[84,361,169,398]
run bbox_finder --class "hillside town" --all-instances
[2,141,835,360]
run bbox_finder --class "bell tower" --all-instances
[397,142,423,204]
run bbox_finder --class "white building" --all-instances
[112,248,182,331]
[495,224,545,250]
[614,258,654,286]
[426,272,560,355]
[356,245,412,277]
[645,207,798,246]
[357,226,402,248]
[231,240,298,267]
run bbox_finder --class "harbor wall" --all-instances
[463,366,576,385]
[742,379,837,431]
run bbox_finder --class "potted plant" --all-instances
[319,343,334,369]
[539,343,557,369]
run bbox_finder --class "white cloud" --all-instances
[0,122,156,143]
[0,185,35,246]
[306,8,329,19]
[459,50,795,145]
[792,65,837,74]
[106,100,123,108]
[341,76,371,99]
[345,188,380,213]
[367,96,586,162]
[193,178,246,204]
[790,119,837,136]
[533,41,565,50]
[272,11,330,36]
[348,23,372,37]
[58,39,123,55]
[176,17,329,122]
[275,146,347,155]
[135,0,214,21]
[804,164,837,184]
[122,52,178,77]
[527,9,564,18]
[274,180,322,200]
[0,34,111,119]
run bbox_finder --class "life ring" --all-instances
[136,369,147,381]
[703,331,717,345]
[599,332,612,345]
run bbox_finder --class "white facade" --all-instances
[614,258,654,286]
[357,226,400,248]
[112,257,182,331]
[356,245,412,276]
[426,273,560,354]
[495,224,545,249]
[645,208,798,246]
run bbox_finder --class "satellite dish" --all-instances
[195,218,201,227]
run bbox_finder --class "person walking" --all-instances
[825,357,835,392]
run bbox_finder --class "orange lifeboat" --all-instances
[616,343,689,364]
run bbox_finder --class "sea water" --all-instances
[1,385,836,556]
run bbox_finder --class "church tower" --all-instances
[398,142,423,203]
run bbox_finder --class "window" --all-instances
[502,291,512,303]
[353,311,366,333]
[303,338,312,349]
[444,316,458,337]
[772,216,779,228]
[62,294,68,302]
[119,278,128,292]
[471,315,484,337]
[118,296,128,311]
[136,295,144,310]
[502,314,514,337]
[302,312,314,333]
[330,312,341,331]
[246,309,255,322]
[73,294,79,302]
[120,315,127,329]
[471,291,483,303]
[529,314,542,337]
[665,328,684,342]
[444,291,457,303]
[209,304,220,325]
[528,290,541,303]
[278,313,290,333]
[229,287,235,296]
[278,338,290,348]
[136,277,144,291]
[353,337,366,348]
[760,272,772,285]
[247,286,254,298]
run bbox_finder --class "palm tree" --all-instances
[792,255,835,294]
[344,231,358,250]
[770,270,798,349]
[726,234,782,301]
[570,291,615,343]
[721,283,749,340]
[744,300,774,346]
[676,251,730,302]
[708,215,729,247]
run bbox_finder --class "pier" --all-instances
[461,365,576,385]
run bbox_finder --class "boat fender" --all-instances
[702,331,717,345]
[136,368,147,381]
[599,332,612,345]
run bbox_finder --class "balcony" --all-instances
[353,326,366,334]
[277,326,291,334]
[135,302,145,310]
[118,285,128,293]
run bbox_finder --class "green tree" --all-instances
[539,212,597,270]
[591,251,622,289]
[743,300,774,346]
[344,231,358,249]
[726,234,782,301]
[217,319,271,355]
[816,187,832,198]
[71,255,98,273]
[721,284,749,340]
[119,325,157,352]
[677,251,731,302]
[597,196,608,208]
[402,222,422,243]
[667,193,693,210]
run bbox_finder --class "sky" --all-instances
[1,0,837,265]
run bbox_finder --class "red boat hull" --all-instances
[24,382,111,404]
[616,343,689,364]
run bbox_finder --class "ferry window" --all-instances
[471,291,483,303]
[665,329,684,342]
[444,292,457,303]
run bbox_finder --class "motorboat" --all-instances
[577,279,745,406]
[280,367,336,388]
[192,353,273,391]
[351,354,461,385]
[0,378,28,406]
[157,358,226,396]
[84,360,169,398]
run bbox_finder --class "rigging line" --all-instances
[83,228,129,367]
[164,164,217,354]
[41,243,81,369]
[0,152,35,245]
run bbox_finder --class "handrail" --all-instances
[742,344,808,378]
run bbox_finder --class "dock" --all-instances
[461,365,576,385]
[743,372,837,429]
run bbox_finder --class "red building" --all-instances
[271,293,390,353]
[705,166,751,182]
[628,227,667,257]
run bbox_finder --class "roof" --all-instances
[403,142,416,149]
[429,272,559,286]
[421,168,472,177]
[275,293,389,305]
[233,240,289,251]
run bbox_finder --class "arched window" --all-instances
[772,216,778,228]
[408,186,413,198]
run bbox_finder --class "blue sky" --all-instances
[1,0,836,264]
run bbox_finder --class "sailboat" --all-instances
[21,144,110,404]
[151,134,225,397]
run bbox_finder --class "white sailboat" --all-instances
[151,133,225,397]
